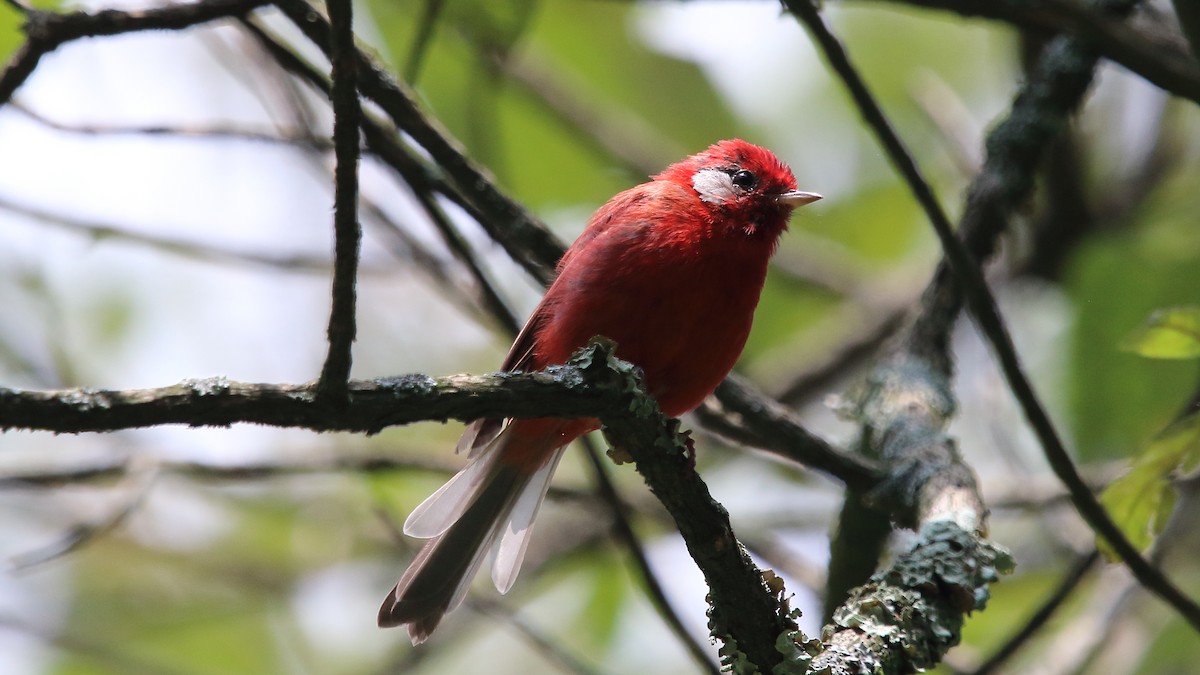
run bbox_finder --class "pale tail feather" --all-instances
[380,425,562,643]
[491,445,566,594]
[454,418,504,458]
[403,444,504,539]
[378,464,524,643]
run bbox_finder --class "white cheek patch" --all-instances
[692,169,738,204]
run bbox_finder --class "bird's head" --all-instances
[655,139,821,239]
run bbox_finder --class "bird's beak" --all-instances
[776,190,823,207]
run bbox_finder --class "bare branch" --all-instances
[1,0,272,106]
[0,190,349,273]
[469,599,603,675]
[315,0,363,404]
[9,470,157,570]
[704,375,881,490]
[273,0,564,285]
[9,100,333,149]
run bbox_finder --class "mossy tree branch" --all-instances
[0,341,796,672]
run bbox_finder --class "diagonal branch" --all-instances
[273,0,563,286]
[787,0,1200,635]
[579,437,721,675]
[969,550,1100,674]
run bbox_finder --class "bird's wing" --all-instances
[455,298,550,456]
[456,183,664,457]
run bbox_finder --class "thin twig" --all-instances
[8,100,332,149]
[968,550,1100,675]
[0,613,197,675]
[487,47,680,178]
[774,307,905,405]
[405,181,522,336]
[9,468,158,571]
[708,375,881,490]
[468,599,602,675]
[404,0,447,84]
[0,190,354,273]
[315,0,363,404]
[273,0,564,285]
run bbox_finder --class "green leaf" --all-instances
[1098,412,1200,559]
[1067,223,1200,459]
[1120,306,1200,359]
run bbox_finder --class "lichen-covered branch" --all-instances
[0,352,622,435]
[0,341,794,671]
[808,521,1014,675]
[571,348,796,672]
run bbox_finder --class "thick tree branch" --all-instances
[810,521,1014,674]
[579,437,722,674]
[0,341,794,670]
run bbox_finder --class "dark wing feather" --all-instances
[456,184,647,456]
[455,306,548,456]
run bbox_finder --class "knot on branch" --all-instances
[555,337,691,462]
[850,359,956,432]
[553,336,654,410]
[21,10,56,43]
[180,376,233,398]
[845,359,982,529]
[813,522,1014,675]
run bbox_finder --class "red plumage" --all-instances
[378,139,821,643]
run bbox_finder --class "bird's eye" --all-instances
[730,169,757,190]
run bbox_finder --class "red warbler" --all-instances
[378,139,821,643]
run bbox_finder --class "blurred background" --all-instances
[1,0,1199,672]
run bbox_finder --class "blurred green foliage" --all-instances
[1067,224,1200,459]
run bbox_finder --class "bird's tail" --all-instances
[377,421,567,644]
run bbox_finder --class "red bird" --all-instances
[378,139,821,643]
